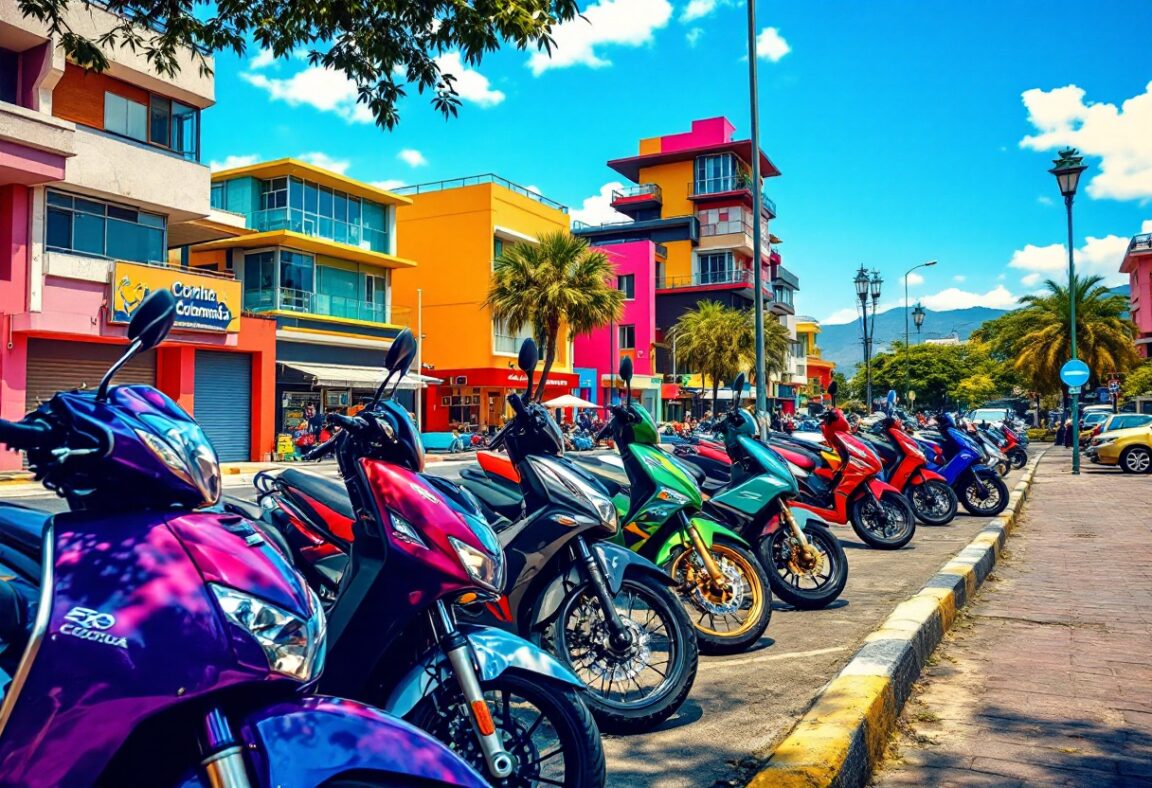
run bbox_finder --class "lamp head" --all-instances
[869,270,883,299]
[854,266,870,299]
[1049,147,1087,198]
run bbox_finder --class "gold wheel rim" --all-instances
[671,544,765,638]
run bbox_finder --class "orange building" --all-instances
[392,175,577,431]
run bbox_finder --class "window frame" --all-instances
[618,324,636,350]
[45,188,166,264]
[617,273,636,300]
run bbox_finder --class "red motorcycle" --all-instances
[772,410,916,550]
[858,416,959,525]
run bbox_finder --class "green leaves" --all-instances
[17,0,580,128]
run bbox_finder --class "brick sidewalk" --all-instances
[875,451,1152,787]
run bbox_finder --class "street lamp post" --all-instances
[854,266,882,410]
[904,260,937,401]
[1050,147,1087,475]
[745,0,768,432]
[912,302,925,344]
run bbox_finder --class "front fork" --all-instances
[573,536,634,652]
[199,709,252,788]
[681,512,726,588]
[779,503,821,567]
[431,601,515,780]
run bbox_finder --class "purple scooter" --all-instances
[0,290,484,788]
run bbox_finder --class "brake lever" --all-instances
[50,447,99,463]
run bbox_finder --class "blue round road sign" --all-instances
[1060,359,1090,387]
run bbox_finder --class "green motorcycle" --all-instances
[590,358,773,655]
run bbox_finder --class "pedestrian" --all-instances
[1054,419,1065,446]
[1062,418,1074,449]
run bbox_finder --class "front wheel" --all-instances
[908,479,959,525]
[1120,446,1152,474]
[959,470,1009,516]
[409,672,605,788]
[667,537,773,655]
[543,574,698,735]
[758,522,847,610]
[848,491,916,549]
[1008,447,1028,470]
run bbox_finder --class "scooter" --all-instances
[0,291,483,788]
[998,424,1029,470]
[242,330,605,785]
[914,413,1009,516]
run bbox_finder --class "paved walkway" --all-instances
[876,451,1152,787]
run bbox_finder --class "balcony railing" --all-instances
[248,207,389,253]
[657,268,773,291]
[611,183,662,204]
[1131,233,1152,252]
[244,287,408,325]
[688,179,776,217]
[393,174,569,213]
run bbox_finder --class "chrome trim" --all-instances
[0,521,56,737]
[201,746,252,788]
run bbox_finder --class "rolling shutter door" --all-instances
[194,351,251,462]
[25,339,157,413]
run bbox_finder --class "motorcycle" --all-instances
[672,375,848,610]
[914,413,1009,516]
[992,423,1028,470]
[857,409,959,526]
[0,291,483,788]
[242,329,605,786]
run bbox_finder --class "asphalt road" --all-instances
[8,457,1026,786]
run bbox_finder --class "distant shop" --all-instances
[423,368,580,432]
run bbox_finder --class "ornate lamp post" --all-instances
[904,260,936,401]
[1050,147,1087,474]
[912,302,926,343]
[854,266,883,410]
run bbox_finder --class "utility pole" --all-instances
[746,0,767,434]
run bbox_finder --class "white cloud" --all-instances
[434,52,505,108]
[906,272,925,287]
[920,285,1019,311]
[371,179,407,191]
[1009,232,1140,287]
[1143,219,1152,233]
[1021,273,1043,287]
[529,0,673,75]
[1037,195,1054,206]
[953,274,967,283]
[249,49,275,70]
[997,273,1006,281]
[209,154,259,172]
[242,65,374,124]
[681,0,717,22]
[398,149,428,168]
[571,182,633,226]
[686,27,704,47]
[822,305,862,325]
[524,185,542,195]
[297,152,350,174]
[1019,81,1152,201]
[755,27,791,62]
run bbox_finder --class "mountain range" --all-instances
[814,284,1131,374]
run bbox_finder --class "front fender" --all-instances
[239,696,485,787]
[653,517,749,566]
[384,624,583,718]
[909,468,947,485]
[531,542,673,628]
[760,505,824,537]
[865,477,902,499]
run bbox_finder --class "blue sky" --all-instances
[203,0,1152,324]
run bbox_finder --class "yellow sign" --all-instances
[276,434,297,458]
[110,261,241,333]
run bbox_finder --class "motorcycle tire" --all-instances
[758,522,848,610]
[848,491,916,550]
[1008,448,1028,470]
[908,479,959,526]
[959,469,1009,516]
[668,537,773,655]
[543,574,698,735]
[409,672,605,788]
[995,459,1010,477]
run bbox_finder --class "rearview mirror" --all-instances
[828,380,839,405]
[619,356,633,383]
[127,289,177,351]
[731,373,746,411]
[385,328,418,376]
[518,339,538,374]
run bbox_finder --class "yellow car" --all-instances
[1086,426,1152,473]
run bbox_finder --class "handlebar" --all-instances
[301,436,337,461]
[0,419,52,452]
[327,412,366,432]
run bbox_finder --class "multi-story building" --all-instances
[0,1,278,469]
[391,175,578,432]
[192,159,423,443]
[796,316,834,409]
[571,116,802,415]
[1121,231,1152,358]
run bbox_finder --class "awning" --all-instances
[543,394,603,409]
[279,361,440,390]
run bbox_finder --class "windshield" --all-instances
[969,409,1009,423]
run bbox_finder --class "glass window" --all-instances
[210,182,225,210]
[494,319,535,354]
[318,187,333,218]
[280,250,314,294]
[494,237,505,260]
[304,182,319,214]
[333,192,348,224]
[0,47,17,106]
[46,207,72,250]
[45,189,165,264]
[698,252,734,284]
[149,96,171,147]
[347,197,361,226]
[104,92,148,141]
[289,178,304,211]
[260,178,288,211]
[170,101,198,160]
[618,324,636,350]
[694,154,737,194]
[243,251,277,311]
[617,274,635,299]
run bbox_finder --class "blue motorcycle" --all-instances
[915,413,1009,517]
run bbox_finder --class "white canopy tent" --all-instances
[543,394,603,409]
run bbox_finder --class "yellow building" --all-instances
[391,175,576,431]
[796,316,835,405]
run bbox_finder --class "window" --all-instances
[494,319,535,354]
[694,153,738,194]
[494,237,505,260]
[46,190,165,263]
[280,250,314,295]
[261,178,289,211]
[773,285,794,306]
[170,101,199,159]
[243,251,276,310]
[210,183,225,210]
[617,274,635,299]
[698,252,734,285]
[104,93,147,142]
[618,324,635,350]
[0,47,19,106]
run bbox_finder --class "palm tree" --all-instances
[673,301,752,412]
[1013,274,1138,394]
[759,317,792,384]
[486,231,624,400]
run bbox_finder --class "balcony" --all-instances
[1131,233,1152,252]
[248,207,389,253]
[697,210,771,256]
[657,267,772,294]
[688,178,777,218]
[610,183,662,211]
[393,174,568,213]
[245,287,406,325]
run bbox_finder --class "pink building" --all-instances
[1121,231,1152,358]
[573,240,663,417]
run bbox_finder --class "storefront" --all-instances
[601,373,663,422]
[423,368,580,432]
[572,367,598,404]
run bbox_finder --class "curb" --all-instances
[747,450,1048,788]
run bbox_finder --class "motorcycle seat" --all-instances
[278,468,355,521]
[0,502,50,560]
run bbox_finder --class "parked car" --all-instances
[1079,411,1111,444]
[1087,426,1152,473]
[1092,413,1152,440]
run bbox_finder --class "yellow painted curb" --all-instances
[746,448,1048,788]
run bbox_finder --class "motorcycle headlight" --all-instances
[210,584,326,682]
[533,460,618,532]
[449,536,505,592]
[136,422,221,506]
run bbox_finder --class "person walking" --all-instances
[1062,418,1074,449]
